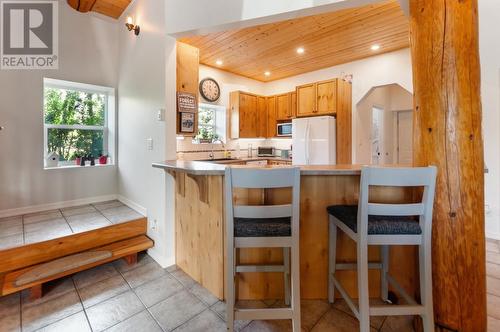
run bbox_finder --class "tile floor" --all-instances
[0,252,415,332]
[0,200,144,250]
[486,238,500,331]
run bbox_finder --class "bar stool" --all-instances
[225,167,301,331]
[327,166,437,332]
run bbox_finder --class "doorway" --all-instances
[355,83,413,165]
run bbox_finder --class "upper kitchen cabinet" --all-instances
[266,96,277,137]
[296,78,345,117]
[276,93,290,120]
[316,79,337,114]
[230,91,259,138]
[296,83,316,117]
[276,92,296,120]
[176,42,199,136]
[290,92,297,119]
[257,96,268,138]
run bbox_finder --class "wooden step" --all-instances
[0,218,147,274]
[0,235,153,296]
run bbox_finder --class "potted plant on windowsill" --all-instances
[98,154,108,165]
[196,127,220,144]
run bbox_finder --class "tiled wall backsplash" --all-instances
[176,137,293,160]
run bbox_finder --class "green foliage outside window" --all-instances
[196,107,219,143]
[44,88,106,161]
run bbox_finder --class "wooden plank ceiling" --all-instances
[179,0,409,82]
[67,0,130,19]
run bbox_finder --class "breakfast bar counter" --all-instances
[153,160,416,301]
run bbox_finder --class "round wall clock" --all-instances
[199,78,221,102]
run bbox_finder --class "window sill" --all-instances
[44,164,116,170]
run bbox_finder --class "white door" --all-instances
[371,107,383,164]
[397,110,413,164]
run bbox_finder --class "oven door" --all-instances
[277,123,292,137]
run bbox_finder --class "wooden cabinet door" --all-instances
[276,94,290,120]
[289,91,297,118]
[296,83,316,117]
[267,96,277,137]
[239,93,257,137]
[257,96,267,137]
[316,79,337,115]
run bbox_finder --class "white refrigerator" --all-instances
[292,116,336,165]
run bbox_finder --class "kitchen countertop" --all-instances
[152,159,364,176]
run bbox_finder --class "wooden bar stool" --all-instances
[225,167,301,331]
[327,166,437,332]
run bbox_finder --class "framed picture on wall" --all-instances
[180,112,195,133]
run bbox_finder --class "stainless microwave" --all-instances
[277,122,292,137]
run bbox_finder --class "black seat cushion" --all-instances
[234,217,291,237]
[326,205,421,235]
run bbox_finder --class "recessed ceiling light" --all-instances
[371,44,380,51]
[264,71,271,77]
[215,59,223,66]
[296,47,305,54]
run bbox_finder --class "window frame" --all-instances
[197,105,217,141]
[42,78,116,169]
[194,103,226,144]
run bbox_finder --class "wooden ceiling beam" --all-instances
[66,0,130,19]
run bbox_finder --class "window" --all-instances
[195,103,226,143]
[43,78,115,168]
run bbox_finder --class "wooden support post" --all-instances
[28,284,43,301]
[410,0,486,331]
[124,253,138,266]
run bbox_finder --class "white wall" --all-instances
[200,65,266,108]
[0,2,119,213]
[479,0,500,238]
[265,48,414,161]
[117,0,176,266]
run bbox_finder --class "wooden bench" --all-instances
[0,218,153,299]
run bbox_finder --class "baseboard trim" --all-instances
[0,194,119,219]
[117,195,147,217]
[147,247,175,268]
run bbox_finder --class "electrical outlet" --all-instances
[150,219,158,231]
[485,204,492,215]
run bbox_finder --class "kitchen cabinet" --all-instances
[246,160,268,166]
[267,96,277,137]
[176,42,199,136]
[230,91,258,138]
[316,79,337,114]
[276,92,296,120]
[296,83,316,117]
[268,160,292,165]
[276,93,290,120]
[290,91,297,119]
[296,78,338,116]
[257,96,267,138]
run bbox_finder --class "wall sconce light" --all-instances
[125,16,140,36]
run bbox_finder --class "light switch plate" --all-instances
[157,108,165,121]
[146,138,153,150]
